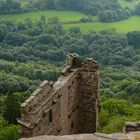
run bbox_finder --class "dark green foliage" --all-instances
[4,33,27,46]
[133,61,140,71]
[127,31,140,48]
[56,0,83,11]
[0,29,7,42]
[0,0,23,14]
[46,0,56,9]
[37,34,57,45]
[98,9,131,22]
[135,2,140,16]
[3,88,20,124]
[0,97,5,116]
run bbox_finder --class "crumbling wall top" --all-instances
[20,80,52,114]
[124,122,140,133]
[66,54,82,68]
[82,58,99,72]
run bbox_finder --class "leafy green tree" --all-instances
[46,0,56,9]
[98,10,114,22]
[135,3,140,16]
[127,31,140,48]
[0,29,7,42]
[133,61,140,71]
[4,32,27,46]
[37,34,57,45]
[57,0,82,10]
[102,99,128,116]
[69,27,81,35]
[0,0,22,14]
[3,87,20,124]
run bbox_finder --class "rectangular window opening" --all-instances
[49,109,53,123]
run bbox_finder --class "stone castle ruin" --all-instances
[18,54,100,137]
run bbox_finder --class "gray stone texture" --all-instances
[20,133,130,140]
[124,122,140,133]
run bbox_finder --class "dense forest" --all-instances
[1,0,140,22]
[0,0,140,139]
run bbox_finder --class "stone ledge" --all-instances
[20,132,140,140]
[19,133,129,140]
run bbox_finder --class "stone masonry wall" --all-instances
[124,122,140,133]
[78,58,100,133]
[18,54,100,138]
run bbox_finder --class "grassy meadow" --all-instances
[0,10,87,22]
[64,16,140,33]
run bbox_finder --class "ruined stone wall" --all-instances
[19,54,100,138]
[124,122,140,133]
[78,59,100,133]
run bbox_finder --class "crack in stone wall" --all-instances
[18,54,100,138]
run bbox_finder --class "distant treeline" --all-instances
[1,0,140,22]
[0,0,23,14]
[31,0,133,22]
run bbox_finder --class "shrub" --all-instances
[0,117,7,132]
[0,125,19,140]
[99,109,109,127]
[101,115,126,133]
[102,99,128,116]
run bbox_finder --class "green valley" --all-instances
[0,10,140,33]
[0,0,140,139]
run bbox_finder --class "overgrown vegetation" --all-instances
[99,99,140,133]
[0,116,19,140]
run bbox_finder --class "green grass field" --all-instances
[118,0,140,9]
[0,9,140,33]
[64,16,140,33]
[0,10,87,22]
